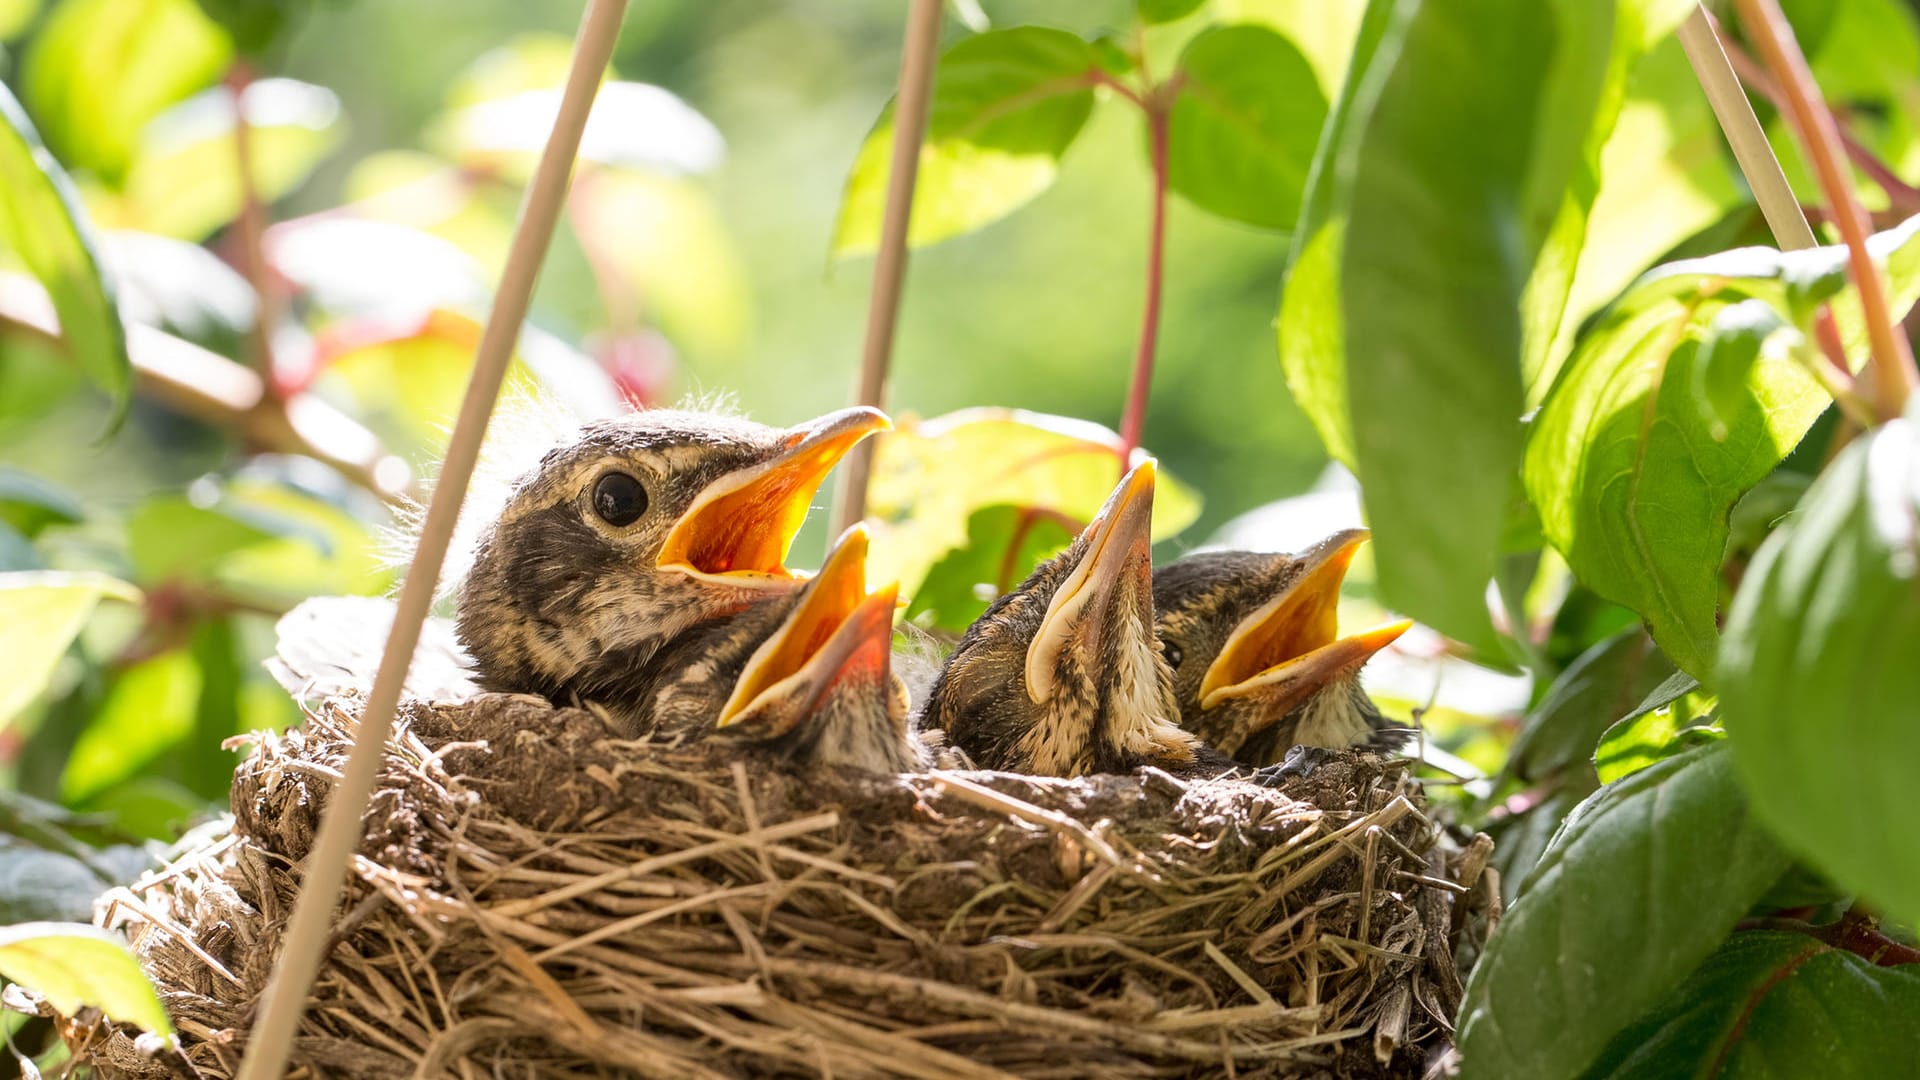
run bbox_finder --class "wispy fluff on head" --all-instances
[382,389,748,600]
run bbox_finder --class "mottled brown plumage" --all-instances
[453,406,887,734]
[1153,531,1410,767]
[923,462,1221,778]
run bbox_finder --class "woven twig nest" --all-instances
[68,691,1479,1078]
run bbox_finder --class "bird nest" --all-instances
[64,692,1485,1079]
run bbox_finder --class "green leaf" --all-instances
[1457,742,1792,1080]
[0,469,82,537]
[1582,931,1920,1078]
[0,922,172,1037]
[906,504,1077,633]
[1165,25,1326,230]
[93,77,344,242]
[0,82,132,426]
[0,839,112,923]
[124,496,278,586]
[189,0,292,56]
[1506,627,1673,783]
[0,571,140,728]
[866,409,1202,606]
[1719,414,1920,919]
[1592,671,1720,784]
[20,0,229,182]
[1138,0,1206,23]
[61,649,201,805]
[832,27,1098,256]
[1692,300,1798,444]
[1216,0,1369,97]
[0,523,41,572]
[1526,216,1920,680]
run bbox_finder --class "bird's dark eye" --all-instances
[1163,640,1184,668]
[592,472,648,526]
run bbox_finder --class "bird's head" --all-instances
[712,524,919,773]
[1152,531,1411,763]
[925,461,1196,777]
[455,406,890,704]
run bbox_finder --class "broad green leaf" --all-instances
[0,523,40,572]
[866,408,1202,605]
[1137,0,1205,23]
[0,922,172,1037]
[0,83,131,426]
[1525,216,1920,680]
[61,649,200,804]
[125,496,278,586]
[0,0,39,40]
[1165,25,1325,231]
[0,571,140,727]
[0,839,112,923]
[1582,931,1920,1078]
[1506,627,1673,783]
[1693,300,1798,444]
[190,0,296,56]
[1593,671,1719,783]
[91,78,344,242]
[906,504,1077,633]
[1457,743,1792,1080]
[0,469,81,537]
[20,0,229,182]
[832,27,1099,256]
[1485,782,1591,906]
[1720,414,1920,919]
[1216,0,1368,96]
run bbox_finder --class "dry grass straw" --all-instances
[64,691,1484,1078]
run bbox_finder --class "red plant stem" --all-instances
[227,63,279,387]
[1715,27,1920,214]
[1737,908,1920,967]
[1118,106,1170,466]
[1735,0,1920,420]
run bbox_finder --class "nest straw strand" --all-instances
[64,692,1480,1078]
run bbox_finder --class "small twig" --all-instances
[1117,93,1173,467]
[1679,5,1817,251]
[1734,0,1920,419]
[1736,908,1920,966]
[829,0,941,538]
[1713,25,1920,214]
[232,4,630,1078]
[226,63,280,382]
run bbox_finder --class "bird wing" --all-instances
[268,596,479,704]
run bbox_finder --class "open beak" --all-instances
[716,524,897,736]
[1197,528,1411,712]
[658,406,890,587]
[1026,460,1157,704]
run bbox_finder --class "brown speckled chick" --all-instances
[1152,530,1411,767]
[454,406,888,735]
[922,461,1225,778]
[705,524,929,774]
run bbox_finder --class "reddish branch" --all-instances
[1734,0,1920,419]
[1738,908,1920,967]
[1098,69,1182,469]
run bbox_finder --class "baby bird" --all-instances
[922,461,1218,778]
[455,405,889,733]
[709,524,927,773]
[1152,530,1412,766]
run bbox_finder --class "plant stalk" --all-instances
[1734,0,1920,420]
[1118,105,1170,466]
[829,0,942,539]
[232,3,628,1077]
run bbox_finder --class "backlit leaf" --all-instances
[1506,627,1673,783]
[833,27,1099,256]
[1592,670,1719,783]
[0,922,172,1037]
[0,83,131,426]
[1525,216,1920,679]
[60,649,199,804]
[0,469,82,537]
[1457,742,1791,1080]
[1719,413,1920,919]
[0,571,140,728]
[1164,25,1325,230]
[907,504,1078,633]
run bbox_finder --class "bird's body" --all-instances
[923,462,1220,778]
[1152,533,1411,767]
[453,406,888,734]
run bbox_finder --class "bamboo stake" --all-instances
[1677,5,1817,251]
[232,3,627,1076]
[829,0,942,539]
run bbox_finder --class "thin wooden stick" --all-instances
[232,3,627,1076]
[1733,0,1920,417]
[829,0,942,538]
[1677,5,1817,251]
